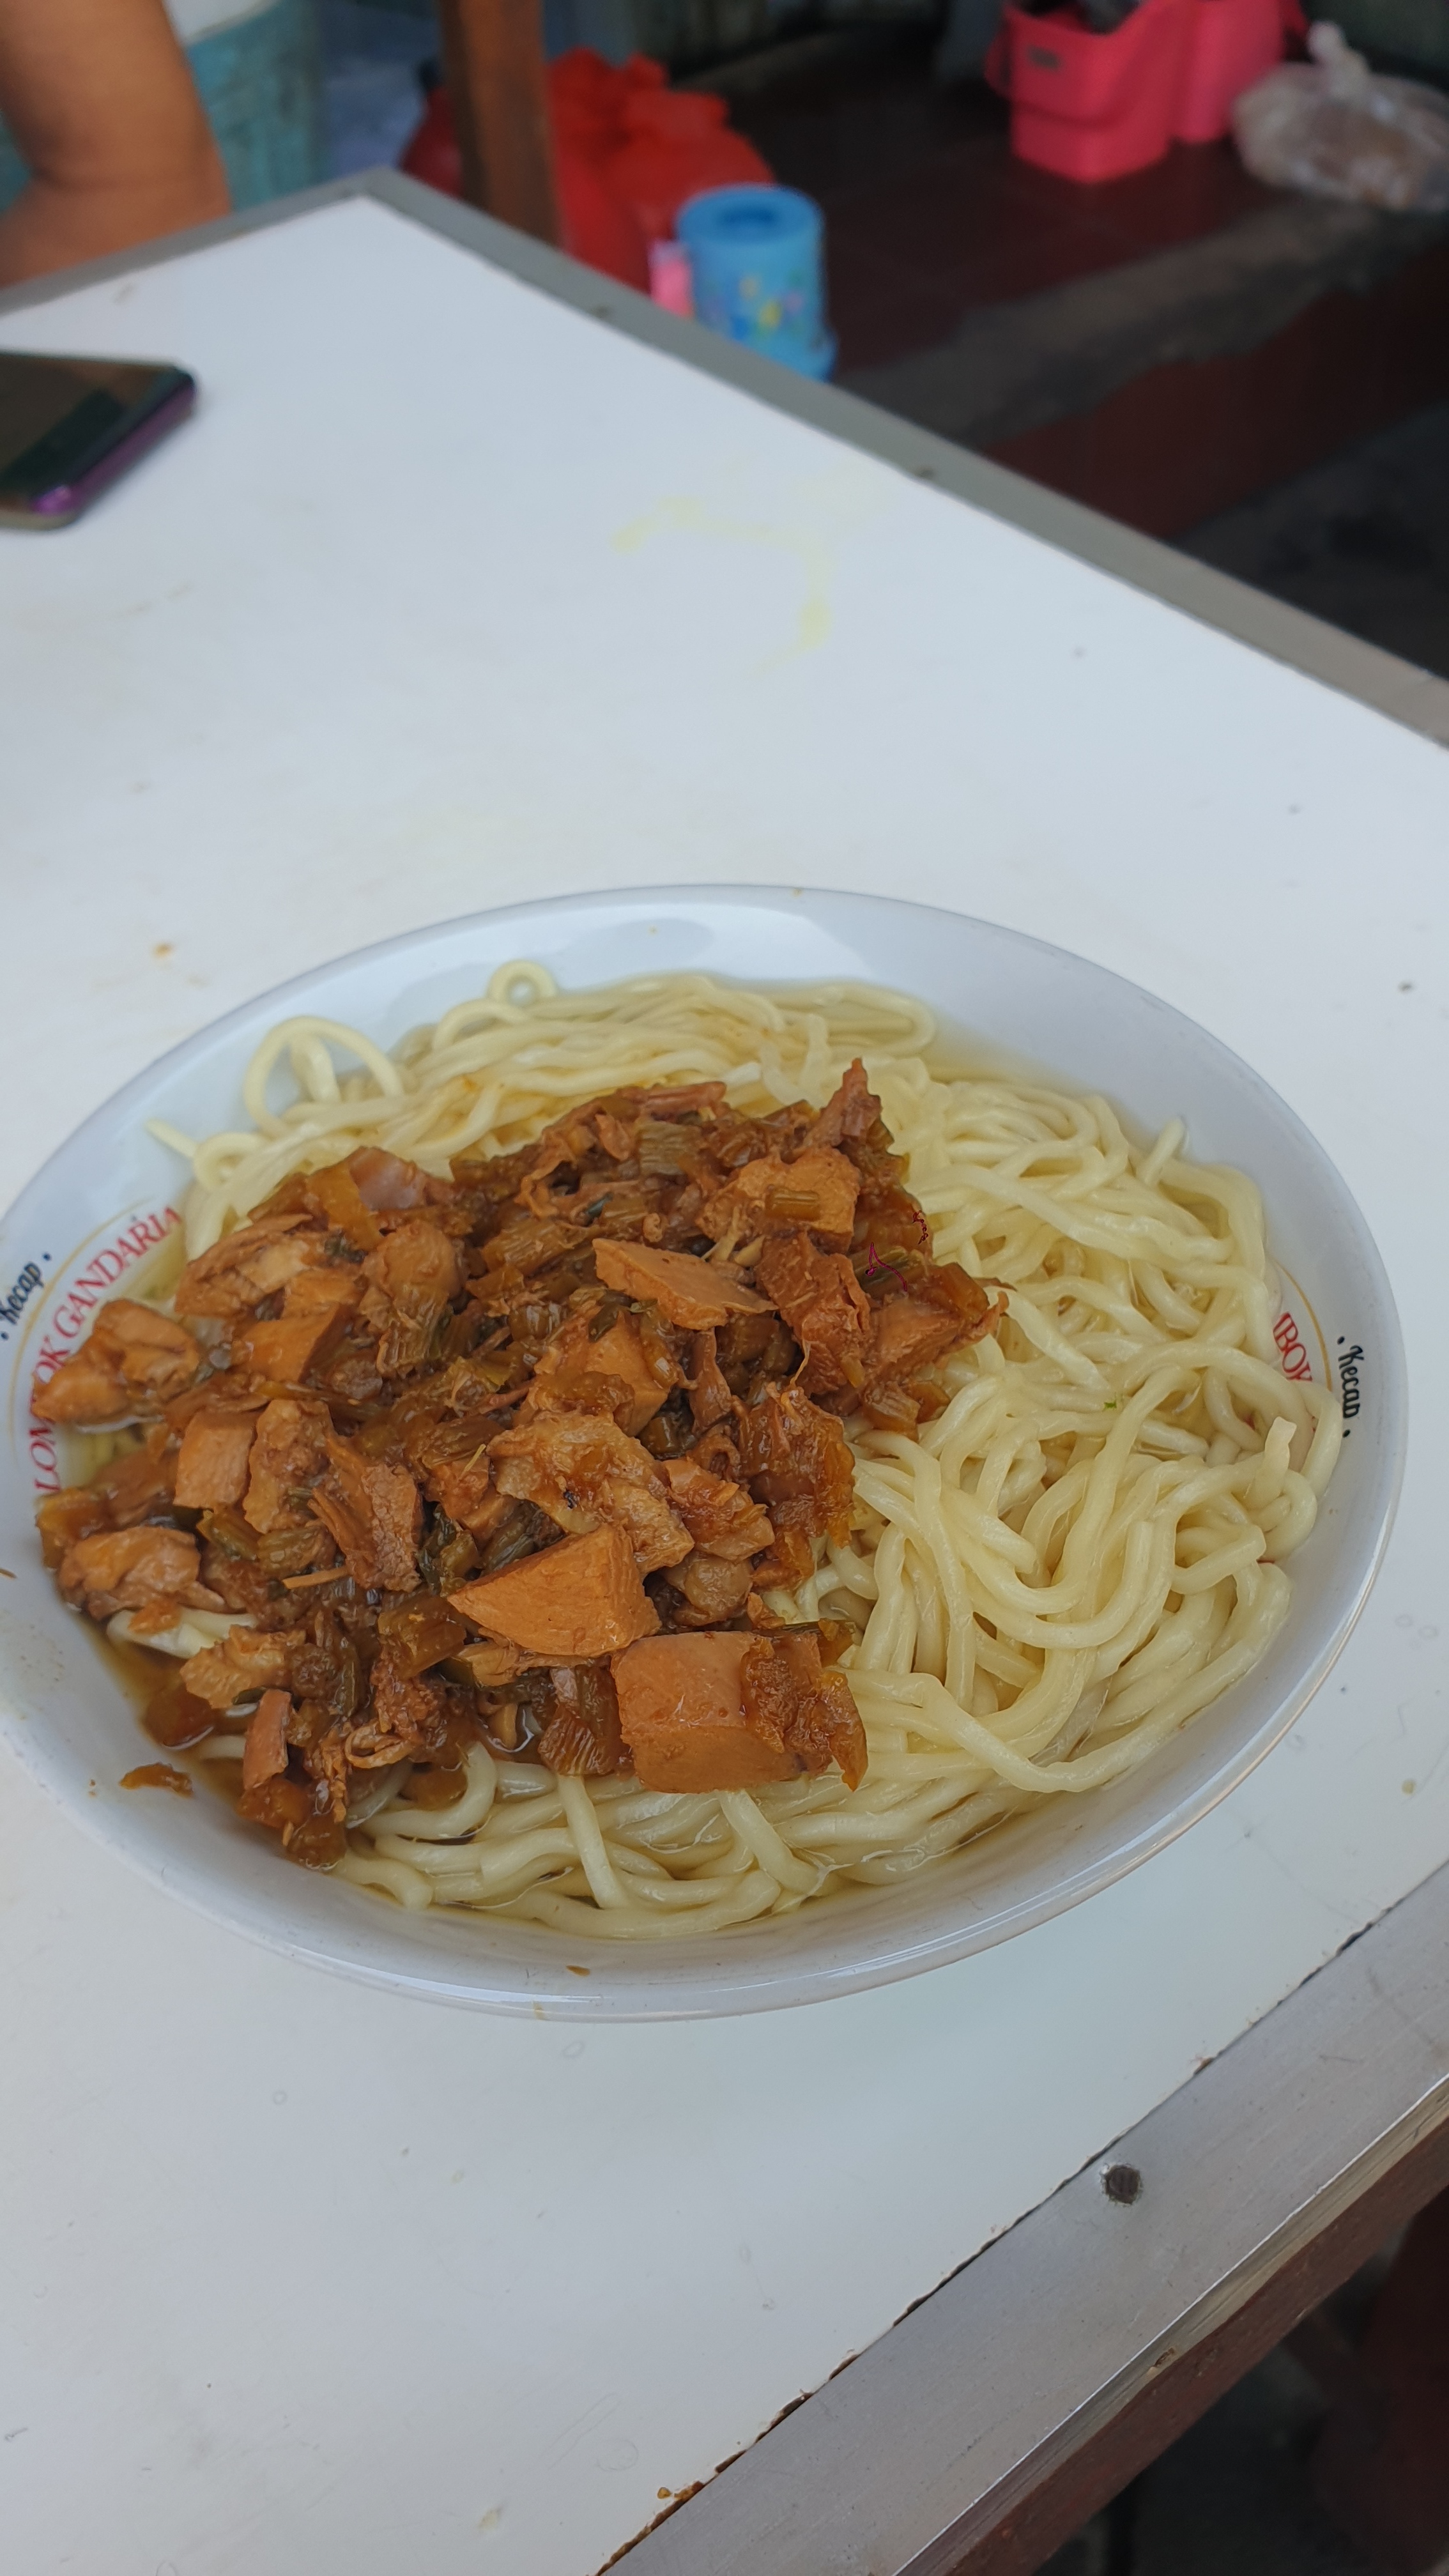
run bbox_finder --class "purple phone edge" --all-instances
[29,374,197,523]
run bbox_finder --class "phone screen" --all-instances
[0,352,196,528]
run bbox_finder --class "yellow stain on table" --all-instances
[613,494,834,665]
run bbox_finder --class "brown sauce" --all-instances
[120,1761,192,1795]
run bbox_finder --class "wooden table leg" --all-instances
[435,0,560,245]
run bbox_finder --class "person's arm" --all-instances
[0,0,229,288]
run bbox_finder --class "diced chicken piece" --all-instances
[668,1551,755,1623]
[740,1630,868,1789]
[181,1625,295,1712]
[450,1637,523,1689]
[31,1341,129,1429]
[615,1635,784,1791]
[362,1218,463,1310]
[344,1646,449,1767]
[594,1110,634,1162]
[756,1231,871,1397]
[358,1218,464,1376]
[736,1384,856,1591]
[615,1630,866,1793]
[604,1634,763,1792]
[409,1413,498,1538]
[868,1298,965,1382]
[309,1436,422,1591]
[656,1454,774,1559]
[231,1303,349,1386]
[88,1424,180,1528]
[592,1239,770,1331]
[528,1307,679,1435]
[33,1298,203,1427]
[282,1267,365,1322]
[346,1147,439,1211]
[450,1524,659,1658]
[702,1147,860,1252]
[806,1058,881,1150]
[243,1397,331,1533]
[687,1327,734,1432]
[229,1256,360,1388]
[736,1385,855,1542]
[58,1526,218,1621]
[174,1212,327,1319]
[590,1313,681,1430]
[174,1411,257,1510]
[525,1108,609,1192]
[304,1728,351,1822]
[491,1413,691,1574]
[241,1689,291,1793]
[521,1307,594,1395]
[302,1160,381,1251]
[536,1662,625,1775]
[35,1486,112,1569]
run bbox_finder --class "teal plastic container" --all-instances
[190,0,324,208]
[677,185,834,380]
[0,0,323,221]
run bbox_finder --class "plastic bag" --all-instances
[1233,21,1449,212]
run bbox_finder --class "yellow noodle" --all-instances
[145,962,1340,1935]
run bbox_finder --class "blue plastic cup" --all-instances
[677,185,834,380]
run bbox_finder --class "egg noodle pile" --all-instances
[146,963,1341,1938]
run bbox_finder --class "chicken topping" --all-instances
[243,1397,332,1534]
[59,1526,218,1621]
[614,1629,865,1794]
[490,1413,691,1574]
[180,1625,295,1712]
[755,1230,871,1397]
[40,1055,1003,1844]
[806,1056,880,1149]
[701,1146,859,1252]
[655,1453,774,1558]
[173,1212,328,1319]
[527,1306,681,1435]
[450,1524,659,1658]
[310,1436,422,1592]
[33,1298,202,1425]
[174,1411,256,1511]
[592,1239,771,1331]
[360,1218,465,1378]
[241,1689,292,1794]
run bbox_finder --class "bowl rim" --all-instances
[0,883,1409,2017]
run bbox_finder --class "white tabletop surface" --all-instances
[3,194,1448,2576]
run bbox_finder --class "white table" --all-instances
[3,176,1448,2576]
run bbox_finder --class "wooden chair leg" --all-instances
[434,0,560,245]
[1309,2186,1449,2574]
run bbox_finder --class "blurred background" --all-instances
[4,1,1449,700]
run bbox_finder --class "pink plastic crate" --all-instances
[1176,0,1284,142]
[988,0,1285,183]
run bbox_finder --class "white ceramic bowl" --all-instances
[0,889,1406,2018]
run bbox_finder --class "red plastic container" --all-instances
[399,50,771,291]
[990,0,1196,181]
[604,90,769,247]
[1174,0,1284,142]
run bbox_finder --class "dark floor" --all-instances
[730,32,1274,371]
[1180,395,1449,683]
[1040,2351,1383,2576]
[1039,2250,1405,2576]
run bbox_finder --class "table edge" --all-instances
[613,1854,1449,2575]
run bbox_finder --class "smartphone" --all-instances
[0,351,197,530]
